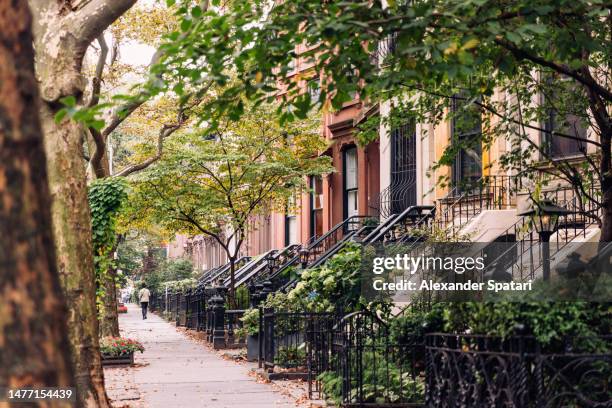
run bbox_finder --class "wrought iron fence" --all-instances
[325,311,426,407]
[260,310,337,376]
[425,333,612,407]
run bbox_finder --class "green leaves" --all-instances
[54,96,110,132]
[124,102,332,260]
[89,177,128,271]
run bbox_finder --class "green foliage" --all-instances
[88,177,128,305]
[124,103,332,273]
[157,278,197,292]
[237,308,260,338]
[274,345,307,368]
[318,352,425,405]
[152,0,611,233]
[288,242,365,312]
[89,178,128,260]
[54,96,110,131]
[441,302,611,349]
[140,258,195,292]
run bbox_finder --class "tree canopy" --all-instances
[125,102,332,261]
[147,0,611,240]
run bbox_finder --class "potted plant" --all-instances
[100,337,145,366]
[238,308,260,361]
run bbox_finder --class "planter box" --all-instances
[247,335,259,362]
[101,352,134,366]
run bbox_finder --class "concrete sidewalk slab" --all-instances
[109,304,301,408]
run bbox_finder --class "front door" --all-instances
[390,122,417,214]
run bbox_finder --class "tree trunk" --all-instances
[100,266,121,337]
[228,257,237,309]
[40,101,111,408]
[600,178,612,243]
[0,1,75,405]
[27,1,136,405]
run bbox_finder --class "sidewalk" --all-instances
[105,304,302,408]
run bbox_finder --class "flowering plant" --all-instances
[100,337,145,357]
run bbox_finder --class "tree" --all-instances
[79,4,200,339]
[126,104,332,306]
[159,0,612,243]
[27,1,137,405]
[0,1,74,405]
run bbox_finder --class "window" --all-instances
[451,94,482,193]
[308,79,321,104]
[343,147,359,220]
[285,195,298,245]
[544,108,586,158]
[541,74,587,158]
[310,176,324,239]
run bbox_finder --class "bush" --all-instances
[287,242,364,312]
[236,308,260,338]
[442,301,611,349]
[275,345,307,368]
[318,351,424,405]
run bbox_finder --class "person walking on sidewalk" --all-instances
[139,285,151,320]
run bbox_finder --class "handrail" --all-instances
[308,215,368,249]
[219,249,277,287]
[261,217,375,290]
[363,205,435,244]
[482,185,600,281]
[230,245,299,288]
[202,256,252,286]
[436,175,518,238]
[249,243,301,284]
[361,213,400,243]
[309,224,374,269]
[278,224,380,293]
[198,265,222,284]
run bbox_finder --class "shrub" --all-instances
[275,345,307,368]
[288,242,365,312]
[236,308,260,338]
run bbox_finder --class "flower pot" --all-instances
[101,352,134,366]
[247,334,259,362]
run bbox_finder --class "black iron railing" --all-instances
[225,250,278,289]
[200,256,251,287]
[304,216,371,265]
[436,175,519,238]
[224,309,246,348]
[260,310,336,375]
[326,311,426,407]
[425,333,611,407]
[257,217,376,295]
[482,185,601,282]
[363,205,436,244]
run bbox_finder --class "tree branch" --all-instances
[71,0,137,49]
[101,50,164,138]
[112,109,188,177]
[494,37,612,103]
[88,35,108,108]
